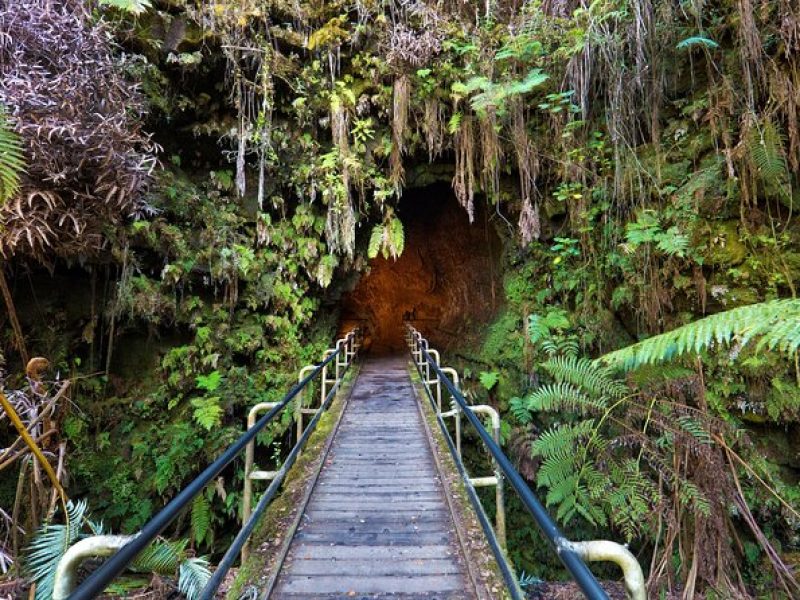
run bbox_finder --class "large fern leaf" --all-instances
[0,105,25,204]
[191,493,211,546]
[525,382,603,413]
[25,501,88,600]
[178,556,212,600]
[748,119,791,201]
[367,224,383,259]
[541,356,627,400]
[599,299,800,370]
[531,419,596,459]
[387,216,404,258]
[132,539,185,574]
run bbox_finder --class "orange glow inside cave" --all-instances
[340,184,502,354]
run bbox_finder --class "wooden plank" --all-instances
[278,574,465,594]
[288,544,457,560]
[288,558,461,576]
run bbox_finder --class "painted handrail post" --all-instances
[440,367,461,458]
[335,338,347,380]
[242,401,280,561]
[295,365,317,444]
[427,348,441,411]
[562,540,646,600]
[468,404,506,549]
[321,348,336,404]
[53,536,133,600]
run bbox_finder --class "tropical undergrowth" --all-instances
[2,0,800,597]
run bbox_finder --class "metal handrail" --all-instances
[208,331,358,597]
[65,330,359,600]
[406,325,612,600]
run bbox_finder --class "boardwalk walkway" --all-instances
[271,356,477,599]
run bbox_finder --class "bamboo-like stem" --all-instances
[12,459,28,565]
[0,265,29,365]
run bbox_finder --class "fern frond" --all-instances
[387,216,404,258]
[0,105,25,204]
[676,36,719,50]
[367,224,382,259]
[531,419,596,458]
[599,299,800,370]
[178,556,212,600]
[25,501,88,600]
[747,119,791,201]
[509,396,533,424]
[537,450,577,486]
[132,539,186,574]
[526,382,604,414]
[541,356,627,400]
[191,493,211,546]
[676,415,712,445]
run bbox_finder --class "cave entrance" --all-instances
[340,183,502,354]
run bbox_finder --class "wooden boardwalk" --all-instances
[271,356,477,599]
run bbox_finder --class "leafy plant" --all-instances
[746,119,791,202]
[25,501,92,600]
[191,493,212,546]
[190,396,224,430]
[623,210,689,258]
[0,105,24,203]
[367,214,405,260]
[25,501,210,600]
[479,371,500,390]
[528,309,578,357]
[98,0,153,15]
[676,36,719,50]
[600,299,800,370]
[453,69,549,114]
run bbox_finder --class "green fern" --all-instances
[676,415,712,445]
[191,493,212,546]
[509,396,533,424]
[528,310,570,344]
[191,396,223,430]
[747,119,791,202]
[367,216,405,260]
[454,69,549,113]
[387,216,404,257]
[531,419,596,460]
[25,501,90,600]
[599,299,800,371]
[25,501,210,600]
[525,382,602,413]
[367,224,383,259]
[132,539,211,600]
[179,556,212,599]
[0,105,24,204]
[98,0,152,14]
[541,356,627,400]
[676,36,719,50]
[132,539,186,574]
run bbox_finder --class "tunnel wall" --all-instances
[340,184,502,353]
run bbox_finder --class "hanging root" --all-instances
[390,75,410,191]
[453,115,476,222]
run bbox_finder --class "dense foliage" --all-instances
[0,0,799,598]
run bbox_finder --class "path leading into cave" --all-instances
[270,356,477,599]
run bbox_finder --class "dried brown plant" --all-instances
[0,0,158,262]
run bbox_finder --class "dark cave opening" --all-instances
[340,183,503,354]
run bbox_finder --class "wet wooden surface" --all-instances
[271,356,475,599]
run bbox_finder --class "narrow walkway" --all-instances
[271,356,476,599]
